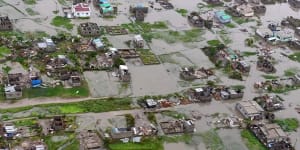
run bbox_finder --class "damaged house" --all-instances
[215,87,244,100]
[226,4,254,17]
[51,116,65,131]
[37,38,56,52]
[79,22,101,37]
[118,65,130,82]
[4,85,22,99]
[130,3,148,21]
[232,60,250,74]
[3,73,27,99]
[180,67,213,80]
[0,16,13,31]
[188,87,213,102]
[256,56,276,73]
[160,119,195,134]
[236,100,264,120]
[79,130,102,150]
[188,12,205,28]
[69,74,81,87]
[253,95,284,111]
[110,127,133,140]
[249,123,293,150]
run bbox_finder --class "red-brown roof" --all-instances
[74,3,90,12]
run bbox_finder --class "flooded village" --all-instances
[0,0,300,150]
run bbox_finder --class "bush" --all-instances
[274,118,299,132]
[51,16,74,30]
[147,113,157,125]
[125,114,135,128]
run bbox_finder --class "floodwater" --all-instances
[1,0,300,149]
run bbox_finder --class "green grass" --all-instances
[109,137,163,150]
[207,40,222,47]
[45,133,76,150]
[176,9,188,16]
[284,68,299,77]
[274,118,299,132]
[23,84,89,98]
[63,139,80,150]
[200,129,225,150]
[233,17,255,25]
[242,51,257,57]
[241,129,267,150]
[0,97,132,115]
[0,46,11,58]
[225,23,236,28]
[147,112,157,125]
[262,75,279,80]
[25,8,39,16]
[289,52,300,63]
[13,118,37,127]
[137,49,160,65]
[51,16,73,30]
[57,0,67,5]
[23,0,36,5]
[152,29,204,43]
[161,110,187,119]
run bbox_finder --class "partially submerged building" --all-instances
[236,100,264,120]
[133,35,144,48]
[252,5,266,14]
[289,0,300,8]
[0,16,13,31]
[253,95,284,111]
[188,12,205,28]
[51,116,65,131]
[72,3,91,18]
[249,123,293,150]
[4,85,22,99]
[160,119,195,134]
[188,87,213,102]
[217,87,244,100]
[79,130,102,150]
[118,65,130,82]
[79,22,101,37]
[180,67,213,80]
[256,57,276,73]
[214,11,231,24]
[37,38,56,52]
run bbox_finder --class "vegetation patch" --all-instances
[242,51,256,57]
[13,118,37,127]
[45,133,76,150]
[262,75,279,80]
[200,129,226,150]
[161,110,187,119]
[23,0,36,5]
[51,16,74,30]
[225,23,236,28]
[274,118,299,132]
[25,8,39,16]
[288,52,300,63]
[0,46,11,58]
[125,114,135,128]
[137,49,160,65]
[284,68,299,77]
[108,137,163,150]
[151,29,204,43]
[58,0,67,5]
[176,9,188,16]
[23,84,89,98]
[207,40,222,47]
[241,129,267,150]
[233,17,255,24]
[0,97,132,115]
[147,112,157,125]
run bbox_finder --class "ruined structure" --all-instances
[79,130,102,149]
[216,87,244,100]
[4,85,22,99]
[188,87,213,102]
[79,22,101,37]
[157,0,174,9]
[118,65,130,82]
[249,123,293,150]
[130,4,148,21]
[0,16,13,31]
[51,116,65,131]
[256,57,276,73]
[236,100,264,120]
[232,61,250,74]
[289,0,300,8]
[180,67,213,80]
[188,12,205,28]
[252,5,266,14]
[117,49,139,59]
[102,26,128,35]
[110,127,133,140]
[160,119,195,134]
[253,95,284,111]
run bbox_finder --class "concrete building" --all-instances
[236,100,264,120]
[0,16,13,31]
[79,22,101,37]
[72,3,91,18]
[249,123,293,150]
